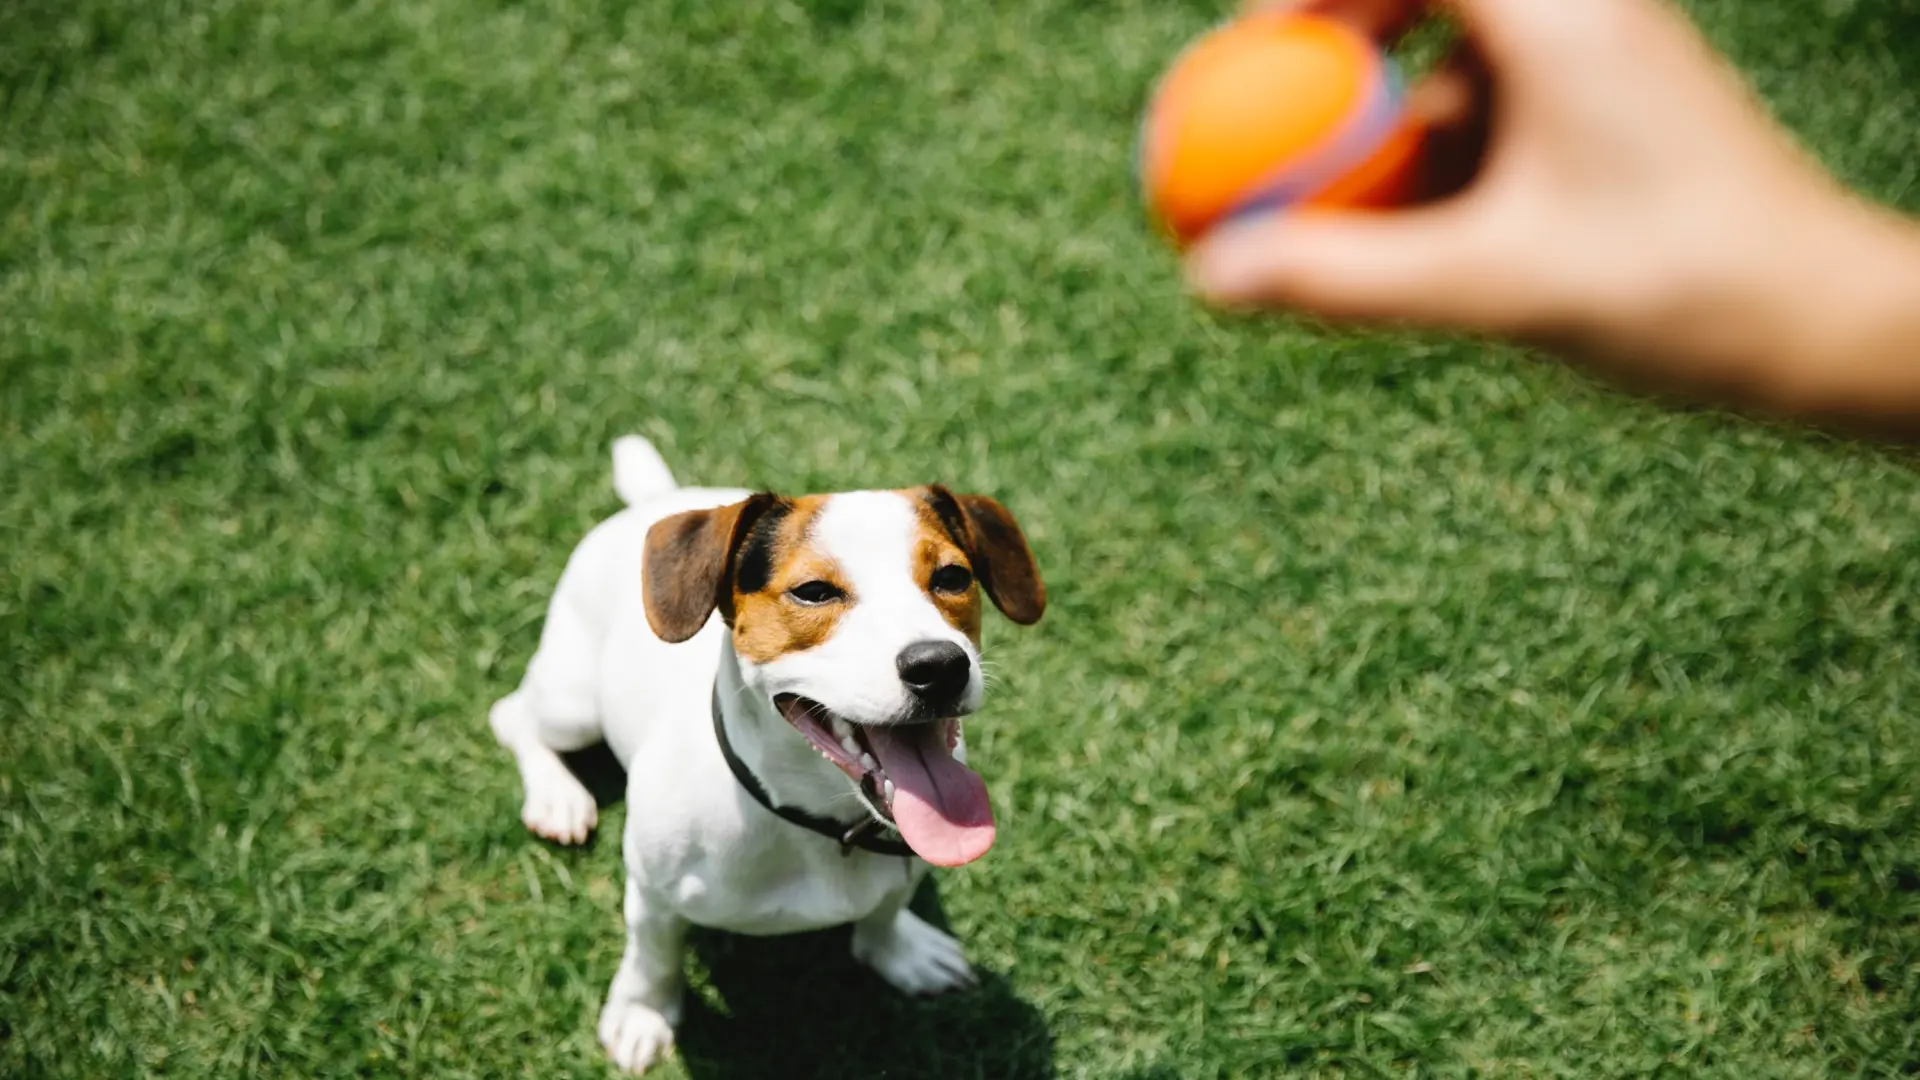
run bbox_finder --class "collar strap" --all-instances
[711,685,916,859]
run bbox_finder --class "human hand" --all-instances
[1186,0,1920,426]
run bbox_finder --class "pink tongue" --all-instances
[862,723,995,867]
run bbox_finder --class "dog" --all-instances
[488,435,1046,1074]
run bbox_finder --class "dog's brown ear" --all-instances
[643,493,781,643]
[927,487,1046,626]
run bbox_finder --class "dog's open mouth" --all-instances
[773,694,995,867]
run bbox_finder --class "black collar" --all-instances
[711,685,916,859]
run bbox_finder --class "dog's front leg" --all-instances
[850,874,978,997]
[597,879,687,1075]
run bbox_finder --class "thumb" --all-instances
[1184,206,1506,329]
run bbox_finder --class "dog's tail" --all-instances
[611,435,677,506]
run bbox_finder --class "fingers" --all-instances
[1405,45,1493,200]
[1178,58,1497,323]
[1185,207,1519,331]
[1403,54,1480,129]
[1294,0,1425,40]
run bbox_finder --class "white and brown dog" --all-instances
[488,435,1045,1074]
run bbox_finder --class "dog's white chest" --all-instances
[634,818,923,936]
[671,872,908,936]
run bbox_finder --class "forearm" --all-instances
[1750,199,1920,434]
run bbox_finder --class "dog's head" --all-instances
[641,487,1045,867]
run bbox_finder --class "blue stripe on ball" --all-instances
[1223,55,1405,222]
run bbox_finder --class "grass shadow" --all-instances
[561,739,630,809]
[559,745,1055,1079]
[789,0,876,31]
[677,877,1053,1079]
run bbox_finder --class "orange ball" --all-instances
[1139,12,1424,247]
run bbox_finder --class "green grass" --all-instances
[4,0,1919,1076]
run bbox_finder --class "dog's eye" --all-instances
[788,580,845,605]
[930,565,974,594]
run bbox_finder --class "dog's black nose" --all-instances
[896,640,971,703]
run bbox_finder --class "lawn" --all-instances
[4,0,1919,1076]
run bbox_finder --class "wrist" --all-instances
[1751,197,1920,428]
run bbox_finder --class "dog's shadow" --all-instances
[561,744,1056,1080]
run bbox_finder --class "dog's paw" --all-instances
[520,759,597,845]
[598,999,676,1075]
[852,910,978,996]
